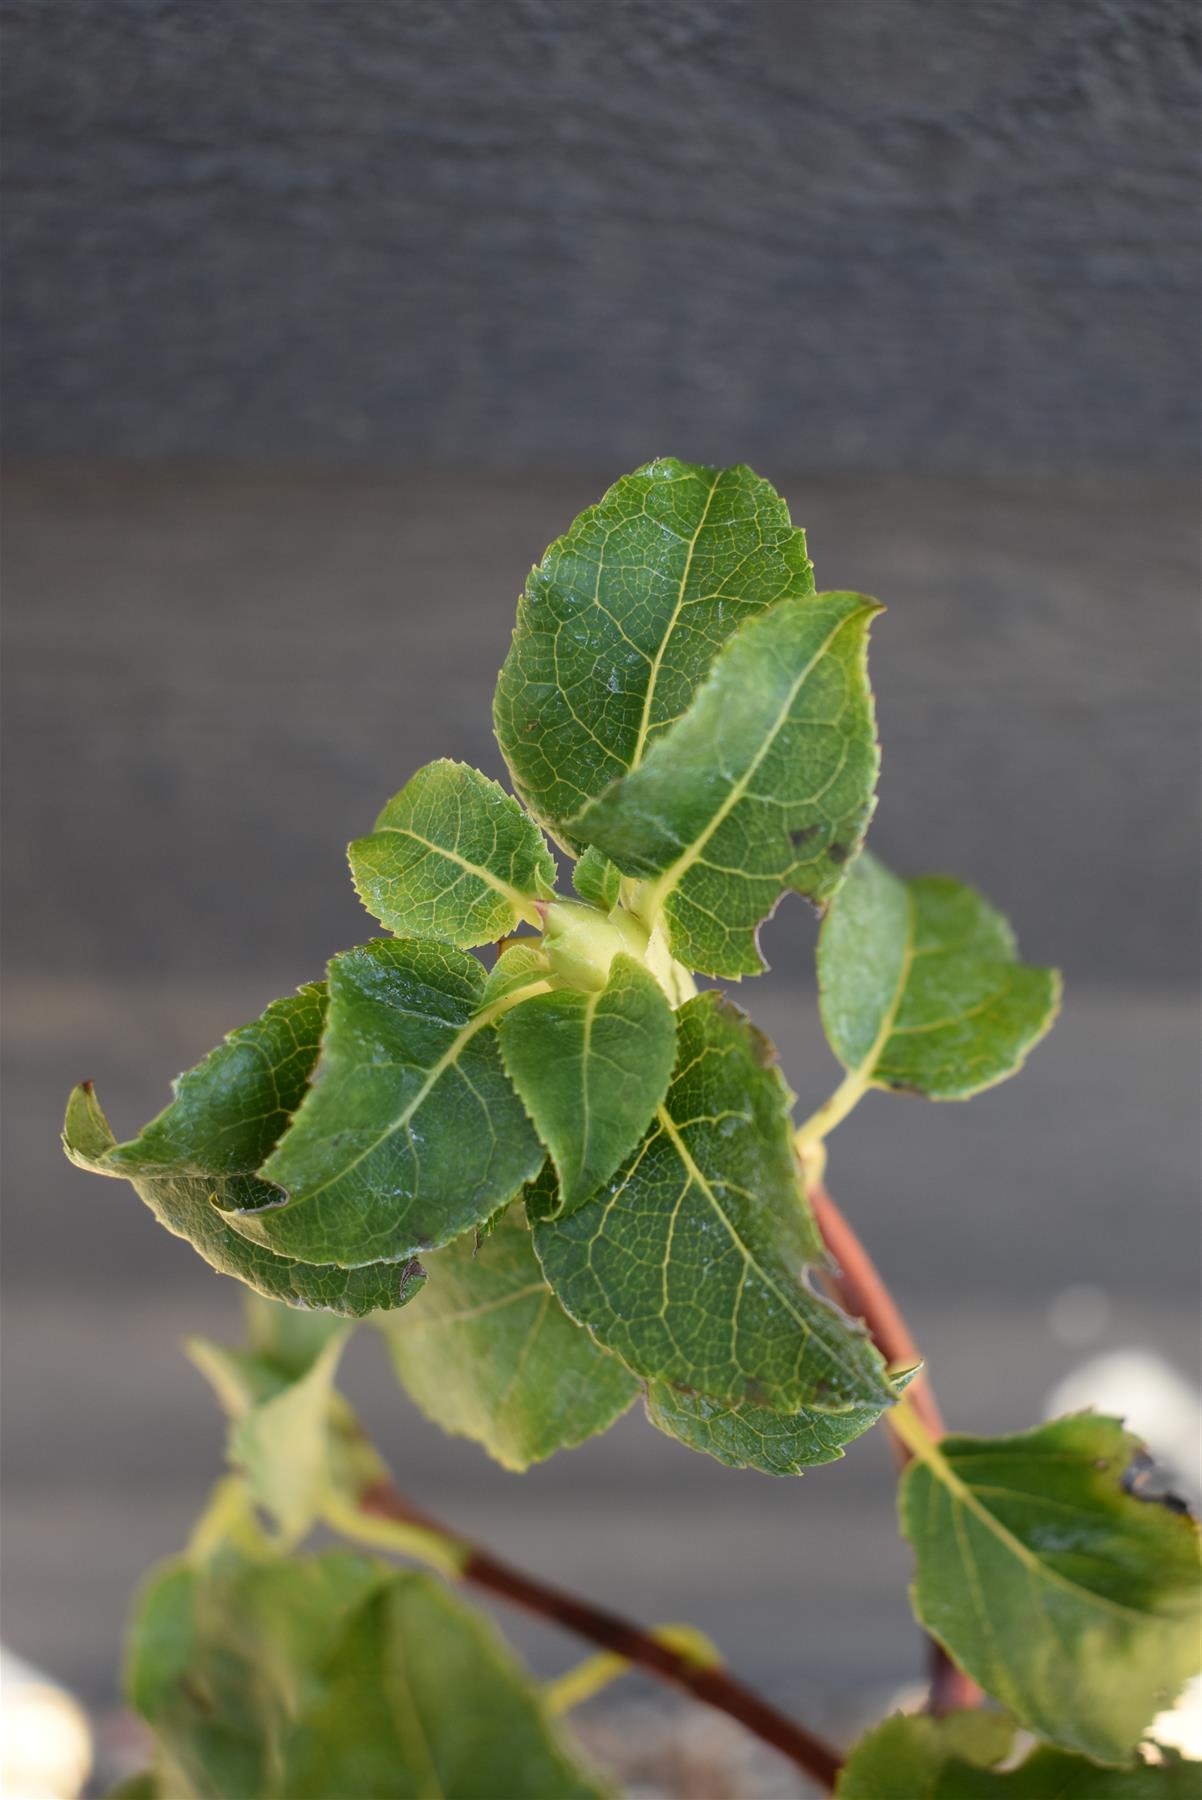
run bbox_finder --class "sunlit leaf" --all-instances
[900,1412,1202,1762]
[817,852,1060,1102]
[494,459,815,850]
[349,758,555,947]
[573,591,881,977]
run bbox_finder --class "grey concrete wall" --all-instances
[4,0,1199,465]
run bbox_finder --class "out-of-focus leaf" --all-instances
[188,1296,389,1543]
[836,1709,1197,1797]
[494,459,815,850]
[573,591,881,977]
[816,852,1060,1103]
[498,953,677,1216]
[349,758,555,947]
[378,1210,638,1470]
[105,1775,163,1799]
[187,1331,349,1545]
[234,939,543,1267]
[534,993,893,1413]
[900,1412,1202,1763]
[125,1553,609,1798]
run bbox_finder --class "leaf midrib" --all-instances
[656,1103,887,1405]
[636,605,864,928]
[268,979,550,1207]
[917,1441,1168,1625]
[371,822,536,919]
[628,467,722,772]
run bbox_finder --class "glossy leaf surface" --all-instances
[494,459,815,849]
[574,591,881,976]
[498,953,678,1215]
[349,758,555,947]
[61,988,420,1317]
[237,939,543,1267]
[836,1710,1193,1798]
[127,1553,607,1799]
[901,1412,1202,1762]
[818,852,1060,1101]
[534,993,893,1412]
[379,1210,639,1470]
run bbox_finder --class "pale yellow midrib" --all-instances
[794,883,916,1147]
[902,1411,1162,1625]
[656,1102,882,1401]
[274,978,551,1206]
[628,469,723,773]
[639,608,858,927]
[376,822,534,915]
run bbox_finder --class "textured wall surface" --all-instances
[4,0,1199,464]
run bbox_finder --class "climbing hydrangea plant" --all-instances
[65,460,1199,1798]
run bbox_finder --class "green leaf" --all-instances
[126,1553,609,1799]
[815,852,1061,1108]
[103,983,329,1178]
[494,459,815,851]
[349,758,555,947]
[898,1411,1202,1763]
[61,987,423,1317]
[243,1290,347,1379]
[378,1210,639,1470]
[498,953,678,1216]
[835,1710,1016,1799]
[480,939,555,1005]
[573,845,623,912]
[230,939,543,1268]
[572,590,882,978]
[836,1711,1197,1798]
[533,992,893,1413]
[186,1326,351,1545]
[645,1365,915,1475]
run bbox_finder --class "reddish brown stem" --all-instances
[806,1176,985,1716]
[359,1478,843,1790]
[806,1178,945,1440]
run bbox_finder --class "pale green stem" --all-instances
[321,1491,469,1582]
[794,1066,871,1150]
[544,1624,723,1715]
[886,1390,943,1468]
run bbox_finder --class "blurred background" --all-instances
[3,2,1199,1791]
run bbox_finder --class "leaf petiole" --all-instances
[543,1623,722,1716]
[886,1389,942,1467]
[794,1066,872,1151]
[320,1489,470,1581]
